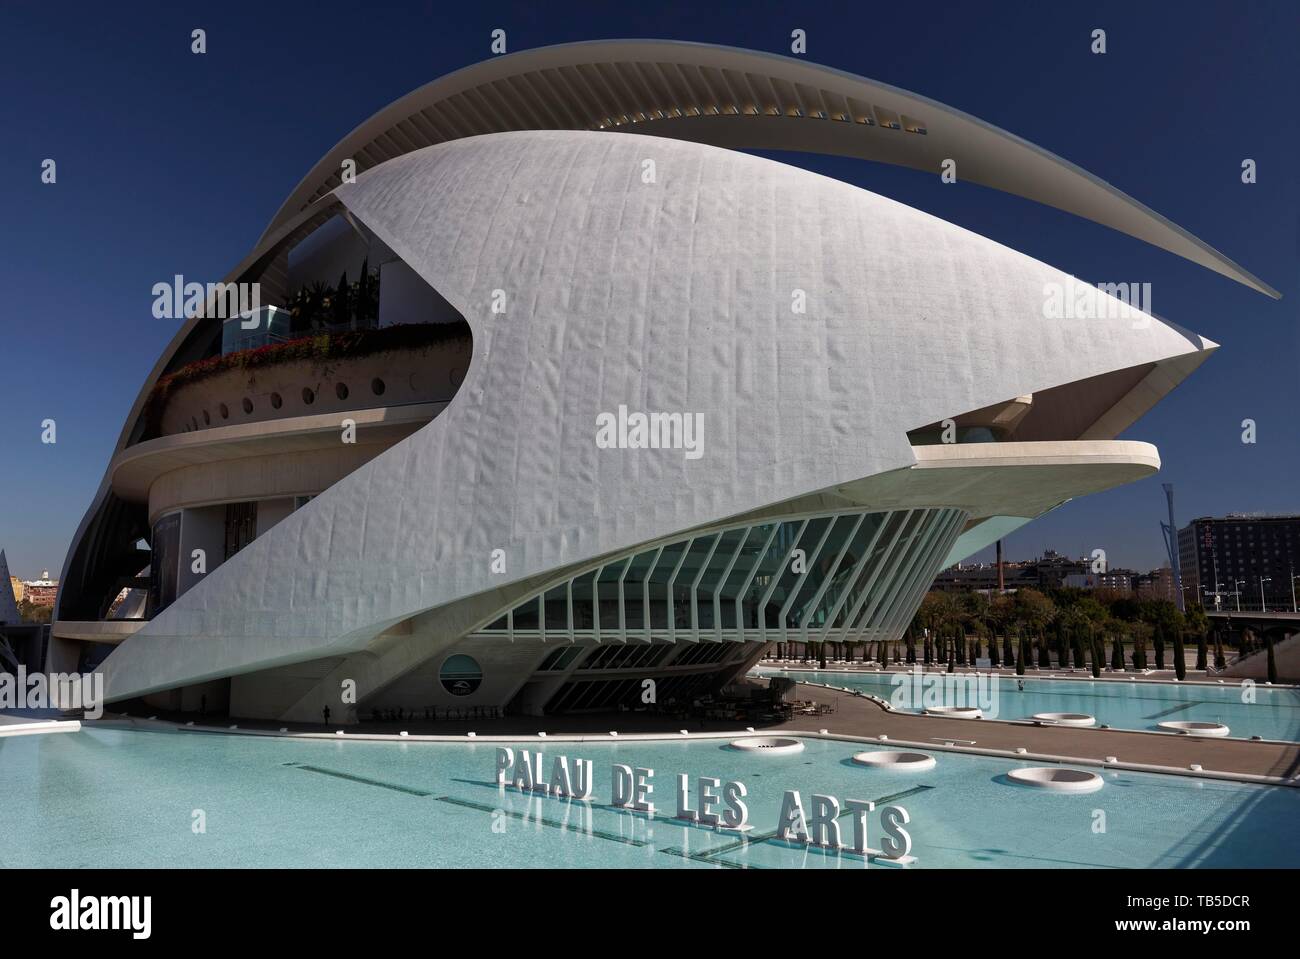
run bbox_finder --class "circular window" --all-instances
[202,410,210,426]
[335,382,349,401]
[371,377,386,396]
[242,397,253,414]
[439,655,482,697]
[270,392,283,410]
[219,402,229,420]
[302,387,315,405]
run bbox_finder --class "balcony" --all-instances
[220,306,294,355]
[142,321,472,440]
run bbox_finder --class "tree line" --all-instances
[767,587,1279,681]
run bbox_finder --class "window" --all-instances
[371,377,386,396]
[537,646,584,672]
[224,502,258,560]
[242,397,253,414]
[145,512,181,618]
[440,655,482,696]
[302,387,315,405]
[335,382,349,400]
[270,392,283,410]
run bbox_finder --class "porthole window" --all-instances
[242,397,253,415]
[270,392,283,410]
[335,382,349,401]
[440,655,482,697]
[302,387,315,405]
[219,403,229,420]
[371,377,386,396]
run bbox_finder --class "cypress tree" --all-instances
[1038,639,1050,669]
[947,647,956,673]
[819,642,828,669]
[1153,627,1165,671]
[1173,632,1187,681]
[989,638,1000,668]
[1111,636,1123,671]
[1196,634,1208,672]
[1267,633,1278,684]
[1090,637,1102,678]
[1015,637,1026,676]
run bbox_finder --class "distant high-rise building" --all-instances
[1136,566,1177,604]
[1178,515,1300,611]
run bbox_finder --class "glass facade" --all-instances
[146,512,182,619]
[477,507,968,646]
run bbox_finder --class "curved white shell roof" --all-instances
[96,130,1214,701]
[263,39,1278,298]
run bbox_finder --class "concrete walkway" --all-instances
[778,685,1300,782]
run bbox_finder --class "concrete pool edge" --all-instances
[83,715,1300,790]
[754,663,1300,692]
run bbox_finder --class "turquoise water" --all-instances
[1,726,1296,868]
[757,668,1300,742]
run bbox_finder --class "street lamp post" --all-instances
[1259,576,1271,613]
[1233,580,1245,612]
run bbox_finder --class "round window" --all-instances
[439,654,482,697]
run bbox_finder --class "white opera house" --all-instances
[50,41,1275,723]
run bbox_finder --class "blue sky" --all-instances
[0,0,1295,580]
